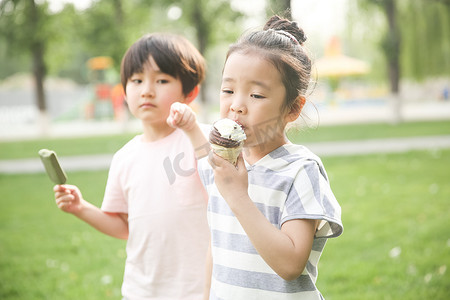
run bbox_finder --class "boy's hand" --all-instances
[54,184,84,214]
[167,102,196,131]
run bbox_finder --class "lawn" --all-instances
[0,170,126,299]
[0,148,448,299]
[0,120,449,159]
[318,149,449,299]
[1,120,449,299]
[287,119,450,144]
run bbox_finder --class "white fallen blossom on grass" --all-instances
[101,274,113,285]
[389,246,401,258]
[46,258,58,268]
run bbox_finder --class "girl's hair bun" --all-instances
[263,15,307,45]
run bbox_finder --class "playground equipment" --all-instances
[85,56,125,120]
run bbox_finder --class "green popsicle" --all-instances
[38,149,67,184]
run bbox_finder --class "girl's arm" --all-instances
[54,184,129,240]
[209,153,317,281]
[167,102,210,159]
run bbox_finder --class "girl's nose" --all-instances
[230,99,247,114]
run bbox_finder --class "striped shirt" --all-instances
[199,144,343,300]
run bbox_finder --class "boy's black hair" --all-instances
[121,33,205,96]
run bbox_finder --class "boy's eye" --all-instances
[129,75,142,84]
[157,79,169,84]
[221,89,233,94]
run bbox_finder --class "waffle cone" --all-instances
[210,143,242,165]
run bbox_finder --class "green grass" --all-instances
[0,133,137,160]
[1,149,448,299]
[0,171,126,299]
[0,120,449,160]
[287,119,450,144]
[318,149,449,299]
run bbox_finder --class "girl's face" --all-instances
[220,52,291,150]
[125,56,187,126]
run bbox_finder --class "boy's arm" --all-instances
[203,242,212,300]
[184,123,210,159]
[167,102,210,159]
[54,184,129,240]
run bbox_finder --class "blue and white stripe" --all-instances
[199,144,343,299]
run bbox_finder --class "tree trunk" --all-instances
[113,0,123,24]
[32,42,46,112]
[30,0,49,134]
[191,0,211,122]
[267,0,291,19]
[383,0,402,123]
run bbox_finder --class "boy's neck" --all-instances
[141,122,176,142]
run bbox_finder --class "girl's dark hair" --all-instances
[121,33,205,95]
[226,15,311,115]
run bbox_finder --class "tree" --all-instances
[134,0,244,121]
[174,0,243,109]
[266,0,291,19]
[400,0,450,80]
[0,0,247,126]
[351,0,450,123]
[77,0,127,70]
[0,0,53,133]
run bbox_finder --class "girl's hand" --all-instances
[208,152,249,205]
[167,102,196,131]
[54,184,84,214]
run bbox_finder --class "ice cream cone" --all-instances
[209,118,246,166]
[210,143,242,165]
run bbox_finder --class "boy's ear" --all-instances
[183,85,200,105]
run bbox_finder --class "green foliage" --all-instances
[0,0,53,80]
[400,1,450,80]
[76,1,127,70]
[0,0,244,83]
[348,0,450,83]
[266,0,291,19]
[45,4,91,83]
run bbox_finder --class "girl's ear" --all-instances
[183,85,200,105]
[286,96,305,122]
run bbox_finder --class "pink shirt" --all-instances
[102,129,209,300]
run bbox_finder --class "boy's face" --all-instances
[125,56,187,125]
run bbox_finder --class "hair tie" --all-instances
[276,30,300,46]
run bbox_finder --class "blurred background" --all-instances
[0,0,449,299]
[0,0,449,138]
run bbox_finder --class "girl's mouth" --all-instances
[234,120,245,130]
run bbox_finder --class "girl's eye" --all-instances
[131,79,142,84]
[221,89,233,94]
[251,94,265,99]
[157,79,169,84]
